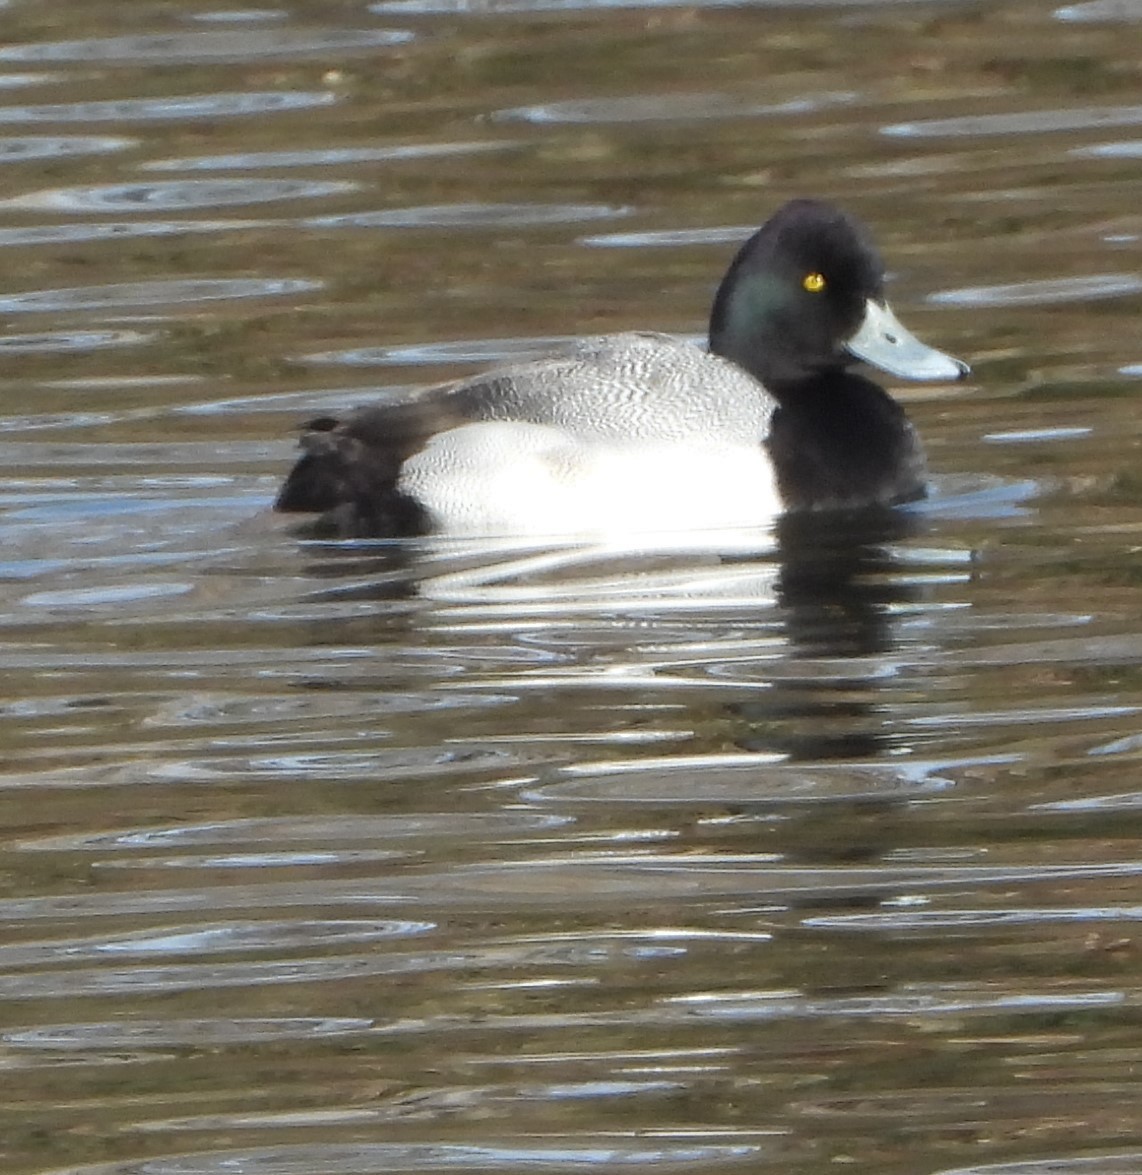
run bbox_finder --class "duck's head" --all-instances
[708,199,969,388]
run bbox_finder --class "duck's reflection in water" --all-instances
[734,505,939,765]
[288,499,954,737]
[279,496,983,829]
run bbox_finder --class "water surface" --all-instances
[2,2,1142,1174]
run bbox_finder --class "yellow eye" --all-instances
[803,272,827,293]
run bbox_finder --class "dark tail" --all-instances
[274,416,429,537]
[274,417,353,515]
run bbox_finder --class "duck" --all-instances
[274,198,969,539]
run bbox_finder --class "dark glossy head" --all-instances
[708,199,966,387]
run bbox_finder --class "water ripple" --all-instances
[1055,1,1142,20]
[1071,140,1142,158]
[4,1017,376,1050]
[0,134,135,161]
[375,0,800,11]
[189,9,289,21]
[0,90,338,124]
[930,274,1142,306]
[105,849,420,870]
[383,0,982,6]
[524,755,970,805]
[305,203,629,229]
[36,1139,764,1174]
[0,29,414,64]
[580,226,753,248]
[883,104,1142,137]
[803,905,1142,931]
[173,385,390,416]
[0,2,1135,1168]
[142,141,517,171]
[300,335,580,367]
[0,328,155,353]
[0,743,543,788]
[316,985,1133,1044]
[139,689,514,728]
[17,811,570,853]
[0,72,57,88]
[1,177,356,212]
[23,581,193,608]
[1031,789,1142,812]
[133,1080,687,1131]
[0,918,433,966]
[497,91,855,124]
[2,861,1140,923]
[982,426,1093,444]
[0,955,425,1000]
[0,936,683,999]
[932,1152,1142,1174]
[0,276,322,313]
[665,987,1127,1023]
[0,219,274,246]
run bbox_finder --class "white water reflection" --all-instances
[883,103,1142,137]
[376,0,966,9]
[23,582,194,608]
[132,1080,687,1131]
[188,8,288,21]
[1071,139,1142,157]
[1055,0,1142,20]
[38,1139,765,1175]
[0,219,275,246]
[666,987,1127,1021]
[4,1018,376,1050]
[0,918,433,965]
[142,141,517,170]
[94,849,418,870]
[1032,789,1142,812]
[305,202,629,229]
[933,1154,1142,1174]
[0,329,155,353]
[0,933,718,999]
[2,862,1141,922]
[0,178,356,212]
[17,811,569,853]
[523,754,978,805]
[300,334,581,366]
[930,274,1142,305]
[803,905,1142,930]
[497,91,854,124]
[0,90,338,123]
[580,226,752,248]
[0,134,135,161]
[0,29,414,64]
[0,276,322,312]
[375,0,758,11]
[0,72,56,87]
[983,426,1093,444]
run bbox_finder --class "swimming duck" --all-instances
[275,198,969,538]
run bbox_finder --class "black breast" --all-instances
[764,372,927,512]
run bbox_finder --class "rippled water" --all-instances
[2,1,1142,1173]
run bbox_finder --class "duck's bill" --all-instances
[846,298,970,382]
